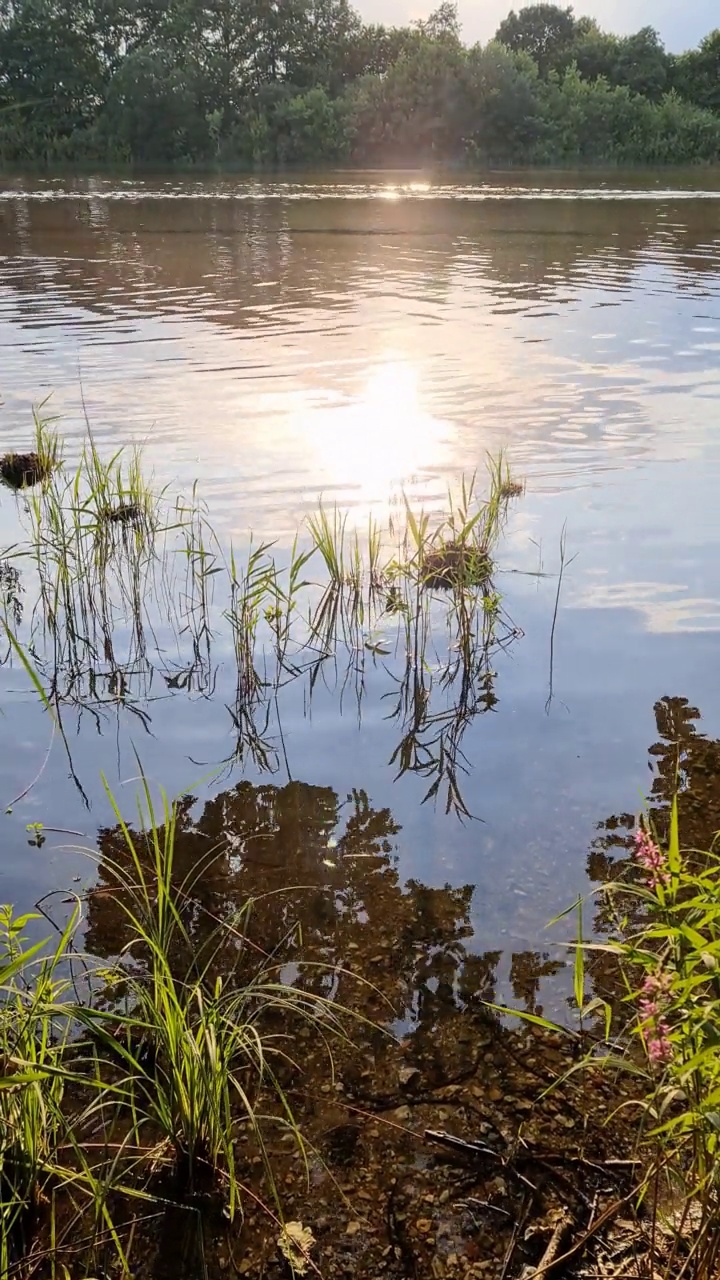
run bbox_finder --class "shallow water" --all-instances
[1,170,719,1019]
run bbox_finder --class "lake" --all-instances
[1,170,719,1022]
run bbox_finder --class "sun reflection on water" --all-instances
[298,358,452,520]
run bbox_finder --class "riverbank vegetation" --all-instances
[502,806,720,1280]
[2,731,720,1275]
[0,787,350,1277]
[0,2,719,167]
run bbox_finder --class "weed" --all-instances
[2,416,525,814]
[484,798,720,1280]
[0,407,62,492]
[74,772,351,1224]
[0,765,356,1271]
[307,502,349,586]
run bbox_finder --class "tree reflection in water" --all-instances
[587,695,720,1007]
[590,695,720,888]
[86,777,564,1075]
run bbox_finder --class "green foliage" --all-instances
[0,0,719,166]
[611,25,668,100]
[533,71,720,165]
[95,49,211,162]
[461,42,547,164]
[494,803,720,1279]
[596,809,720,1278]
[275,86,347,163]
[671,30,720,116]
[0,0,104,159]
[494,3,577,76]
[346,32,466,163]
[0,769,353,1268]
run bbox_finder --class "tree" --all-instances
[495,4,577,76]
[96,47,210,160]
[0,0,104,149]
[461,42,547,163]
[672,29,720,115]
[613,26,668,100]
[568,17,619,82]
[0,0,718,167]
[345,31,465,163]
[285,0,364,92]
[87,0,171,76]
[340,21,422,79]
[415,1,460,42]
[274,84,347,162]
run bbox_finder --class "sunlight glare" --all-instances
[299,358,449,519]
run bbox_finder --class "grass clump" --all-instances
[0,408,62,491]
[0,770,353,1273]
[401,461,520,592]
[307,456,524,595]
[0,902,125,1276]
[0,453,49,491]
[84,774,345,1219]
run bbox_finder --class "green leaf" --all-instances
[3,627,54,718]
[480,1001,567,1033]
[574,896,584,1013]
[667,794,681,881]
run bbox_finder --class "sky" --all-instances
[356,0,717,53]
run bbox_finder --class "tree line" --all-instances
[1,0,719,166]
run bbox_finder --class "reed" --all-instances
[74,773,351,1221]
[0,767,354,1273]
[306,502,349,585]
[3,415,526,814]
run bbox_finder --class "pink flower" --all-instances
[634,828,670,890]
[642,972,671,997]
[638,968,673,1067]
[646,1021,673,1065]
[638,998,660,1019]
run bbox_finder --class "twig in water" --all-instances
[5,720,56,810]
[519,1208,572,1280]
[545,522,576,715]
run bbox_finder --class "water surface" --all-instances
[1,171,719,1017]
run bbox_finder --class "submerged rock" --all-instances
[101,501,144,525]
[0,450,52,489]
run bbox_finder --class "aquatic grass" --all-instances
[268,536,316,673]
[487,446,525,513]
[305,582,373,721]
[366,512,384,589]
[383,567,514,818]
[15,427,181,714]
[174,490,225,687]
[224,541,280,769]
[2,416,525,811]
[73,771,353,1225]
[307,502,349,586]
[0,902,137,1276]
[383,459,522,593]
[307,504,386,593]
[0,406,63,492]
[228,539,277,688]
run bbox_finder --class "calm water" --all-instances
[1,171,719,1016]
